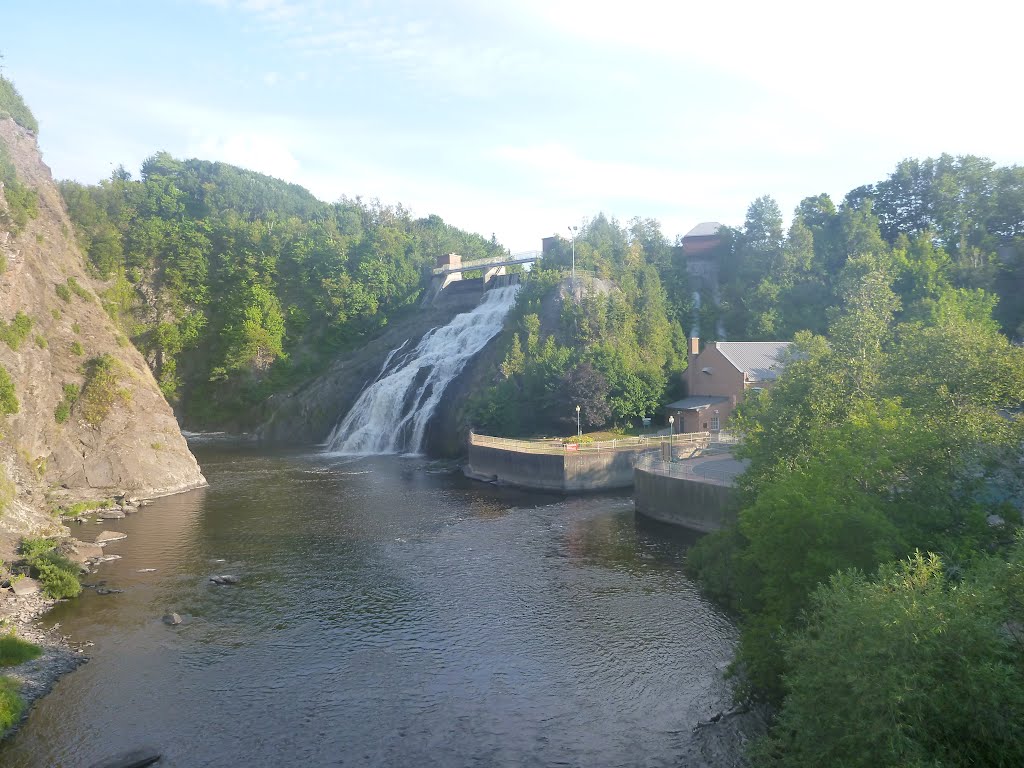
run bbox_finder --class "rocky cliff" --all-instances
[0,118,205,557]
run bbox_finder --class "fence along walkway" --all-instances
[635,452,747,487]
[469,431,737,455]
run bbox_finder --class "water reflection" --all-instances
[0,445,735,768]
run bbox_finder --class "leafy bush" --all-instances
[0,311,32,351]
[0,634,41,667]
[66,277,92,302]
[53,401,69,424]
[57,498,111,516]
[755,550,1024,767]
[0,143,38,236]
[34,334,46,349]
[55,283,71,302]
[0,76,38,133]
[33,555,81,599]
[0,676,24,731]
[78,354,128,426]
[0,365,17,415]
[18,537,56,562]
[54,383,79,424]
[69,341,83,356]
[18,538,82,599]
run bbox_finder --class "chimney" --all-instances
[685,335,700,395]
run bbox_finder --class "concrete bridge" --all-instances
[431,251,541,289]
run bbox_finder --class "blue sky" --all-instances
[3,1,1022,252]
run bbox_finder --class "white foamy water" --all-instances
[324,286,519,454]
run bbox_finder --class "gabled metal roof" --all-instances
[682,222,723,239]
[715,341,792,381]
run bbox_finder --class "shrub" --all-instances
[33,555,81,599]
[0,75,39,133]
[0,634,41,667]
[55,283,71,302]
[0,311,33,351]
[69,341,83,356]
[34,334,46,349]
[0,365,17,415]
[754,550,1024,767]
[18,537,56,562]
[66,277,92,302]
[79,354,129,426]
[0,143,38,235]
[18,538,81,599]
[0,676,24,731]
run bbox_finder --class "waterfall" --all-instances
[324,286,519,455]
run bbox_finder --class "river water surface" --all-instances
[0,443,736,767]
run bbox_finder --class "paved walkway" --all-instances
[640,450,748,487]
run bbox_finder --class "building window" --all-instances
[710,413,720,431]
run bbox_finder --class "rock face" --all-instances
[0,118,206,557]
[256,304,468,444]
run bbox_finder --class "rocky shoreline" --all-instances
[0,591,89,740]
[0,495,150,743]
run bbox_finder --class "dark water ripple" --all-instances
[0,445,736,767]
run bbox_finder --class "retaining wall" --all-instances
[633,466,736,532]
[466,443,644,492]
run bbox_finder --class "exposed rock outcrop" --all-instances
[0,118,205,558]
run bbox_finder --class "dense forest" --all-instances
[59,153,505,425]
[469,155,1024,441]
[469,216,688,437]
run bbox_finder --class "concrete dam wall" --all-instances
[466,441,644,492]
[633,466,736,532]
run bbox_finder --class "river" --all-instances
[0,442,738,767]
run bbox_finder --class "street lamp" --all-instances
[567,225,578,291]
[576,404,581,438]
[668,415,674,461]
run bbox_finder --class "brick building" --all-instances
[667,337,791,433]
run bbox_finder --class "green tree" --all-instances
[756,550,1024,768]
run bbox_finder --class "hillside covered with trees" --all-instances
[59,155,505,426]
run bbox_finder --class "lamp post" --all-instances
[576,404,581,438]
[568,225,578,291]
[668,415,674,461]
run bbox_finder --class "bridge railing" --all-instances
[469,431,713,454]
[432,251,542,276]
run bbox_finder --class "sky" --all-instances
[3,0,1023,253]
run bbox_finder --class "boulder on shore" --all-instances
[95,530,128,545]
[11,577,41,596]
[59,539,105,563]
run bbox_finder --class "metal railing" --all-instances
[469,431,714,454]
[635,454,743,486]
